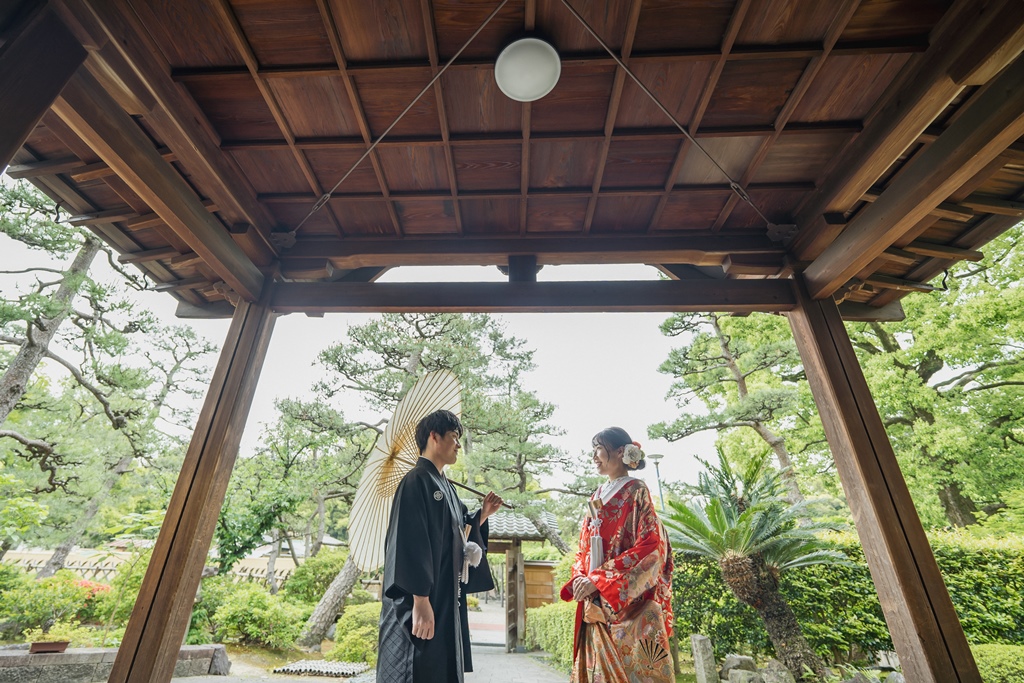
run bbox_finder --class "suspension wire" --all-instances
[556,0,776,228]
[294,0,512,232]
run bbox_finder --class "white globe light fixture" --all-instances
[494,37,561,102]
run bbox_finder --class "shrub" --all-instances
[972,644,1024,683]
[282,548,348,604]
[188,574,236,644]
[346,588,376,608]
[524,600,576,672]
[466,595,479,610]
[672,532,1024,664]
[325,602,381,666]
[0,570,91,635]
[553,553,574,591]
[0,563,26,596]
[75,580,111,623]
[212,581,308,649]
[22,620,99,647]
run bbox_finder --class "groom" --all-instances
[376,409,503,683]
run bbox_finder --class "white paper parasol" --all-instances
[348,369,462,572]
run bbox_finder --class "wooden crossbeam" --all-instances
[283,234,783,268]
[862,274,937,293]
[218,123,865,151]
[71,147,175,182]
[902,240,983,262]
[861,190,975,222]
[6,156,86,179]
[52,69,264,301]
[959,195,1024,217]
[803,52,1024,299]
[792,0,1024,260]
[269,279,797,314]
[69,208,141,226]
[0,4,86,171]
[118,247,179,264]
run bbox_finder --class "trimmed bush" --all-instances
[282,548,348,604]
[0,570,91,635]
[325,602,381,665]
[672,532,1024,664]
[524,600,576,672]
[212,581,308,649]
[93,549,151,627]
[22,619,122,647]
[972,643,1024,683]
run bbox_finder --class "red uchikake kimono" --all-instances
[560,477,675,683]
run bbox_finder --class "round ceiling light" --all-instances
[494,37,561,102]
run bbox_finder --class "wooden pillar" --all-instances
[0,2,86,170]
[109,297,275,683]
[786,276,980,683]
[505,539,526,653]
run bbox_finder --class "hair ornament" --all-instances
[622,443,644,468]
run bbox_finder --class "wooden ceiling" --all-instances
[8,0,1024,319]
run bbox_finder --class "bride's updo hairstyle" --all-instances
[593,427,646,470]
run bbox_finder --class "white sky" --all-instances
[0,227,714,491]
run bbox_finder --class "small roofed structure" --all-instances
[479,509,560,653]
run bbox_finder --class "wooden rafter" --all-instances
[803,53,1024,299]
[581,0,643,233]
[269,279,797,314]
[312,0,404,236]
[791,0,1024,260]
[646,0,751,233]
[419,0,464,234]
[519,0,536,235]
[52,69,265,301]
[209,0,343,237]
[709,0,863,231]
[60,0,279,259]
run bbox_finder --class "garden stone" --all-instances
[690,634,717,683]
[729,670,763,683]
[760,659,795,683]
[721,654,757,680]
[884,674,905,683]
[326,623,337,640]
[208,645,230,675]
[840,674,871,683]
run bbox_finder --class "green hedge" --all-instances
[529,532,1024,670]
[524,600,576,672]
[972,644,1024,683]
[212,581,309,649]
[673,532,1024,663]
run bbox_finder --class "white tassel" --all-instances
[589,535,603,570]
[465,540,483,568]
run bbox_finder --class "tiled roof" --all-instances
[486,510,560,541]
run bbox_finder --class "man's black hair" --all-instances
[415,409,464,454]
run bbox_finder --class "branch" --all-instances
[532,487,590,497]
[964,381,1024,393]
[0,429,77,493]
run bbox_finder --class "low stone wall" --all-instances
[0,644,229,683]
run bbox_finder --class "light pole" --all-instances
[648,453,665,512]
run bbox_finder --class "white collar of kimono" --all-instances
[596,475,633,505]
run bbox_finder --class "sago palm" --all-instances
[665,450,845,680]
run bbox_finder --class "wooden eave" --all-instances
[9,0,1024,319]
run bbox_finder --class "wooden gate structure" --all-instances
[4,1,1024,681]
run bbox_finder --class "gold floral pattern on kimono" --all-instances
[560,478,674,683]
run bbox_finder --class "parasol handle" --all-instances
[450,479,515,509]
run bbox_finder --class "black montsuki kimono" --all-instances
[377,458,494,683]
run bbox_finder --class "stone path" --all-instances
[171,644,566,683]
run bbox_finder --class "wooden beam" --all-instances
[153,276,211,293]
[792,0,1024,260]
[58,0,278,261]
[903,240,984,262]
[70,147,175,182]
[860,190,975,222]
[117,246,179,264]
[506,255,539,283]
[52,69,265,301]
[787,278,980,683]
[0,4,86,171]
[837,300,905,322]
[110,298,275,683]
[803,53,1024,298]
[6,156,87,179]
[959,194,1024,217]
[862,274,937,293]
[269,280,797,314]
[284,235,783,268]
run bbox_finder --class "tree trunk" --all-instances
[938,481,979,527]
[523,508,571,555]
[296,553,362,650]
[36,452,133,578]
[752,423,804,504]
[0,538,12,563]
[0,237,101,427]
[309,495,326,557]
[267,530,280,594]
[743,559,825,681]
